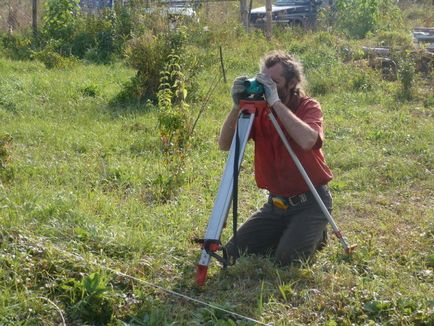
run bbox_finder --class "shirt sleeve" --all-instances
[298,99,324,149]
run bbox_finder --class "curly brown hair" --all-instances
[260,50,306,97]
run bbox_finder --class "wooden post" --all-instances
[265,0,272,40]
[219,46,227,83]
[7,0,16,35]
[205,0,209,20]
[247,0,252,30]
[240,0,249,28]
[32,0,38,38]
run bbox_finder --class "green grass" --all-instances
[1,7,434,325]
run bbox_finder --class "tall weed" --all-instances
[397,54,416,100]
[154,52,193,202]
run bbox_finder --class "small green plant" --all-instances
[70,272,113,325]
[0,133,13,182]
[192,305,243,325]
[397,55,416,100]
[424,95,434,109]
[81,84,99,97]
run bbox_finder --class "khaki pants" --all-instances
[225,185,332,266]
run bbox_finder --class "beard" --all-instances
[277,82,291,103]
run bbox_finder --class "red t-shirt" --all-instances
[249,97,333,197]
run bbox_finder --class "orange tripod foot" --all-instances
[196,265,208,286]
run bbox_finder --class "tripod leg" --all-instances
[267,111,356,255]
[196,111,256,285]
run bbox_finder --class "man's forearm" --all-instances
[272,101,318,151]
[218,105,240,151]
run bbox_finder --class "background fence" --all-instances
[0,0,45,33]
[0,0,158,34]
[0,0,241,34]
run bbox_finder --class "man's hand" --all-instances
[255,73,280,107]
[231,76,248,105]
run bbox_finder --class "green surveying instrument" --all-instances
[195,80,356,286]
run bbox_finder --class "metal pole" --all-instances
[196,109,256,285]
[267,110,356,254]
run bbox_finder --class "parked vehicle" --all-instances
[144,0,198,19]
[249,0,323,28]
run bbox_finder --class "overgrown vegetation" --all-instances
[331,0,404,38]
[154,51,193,202]
[0,0,433,324]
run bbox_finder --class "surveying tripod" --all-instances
[195,98,356,286]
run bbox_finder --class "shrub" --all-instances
[72,10,118,63]
[121,27,190,104]
[32,42,77,69]
[0,33,33,60]
[122,31,170,102]
[397,54,416,100]
[375,31,413,50]
[42,0,80,55]
[332,0,403,39]
[80,84,99,97]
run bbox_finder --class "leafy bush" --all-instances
[121,32,170,103]
[42,0,80,55]
[375,31,413,50]
[121,27,191,103]
[32,42,77,69]
[332,0,403,38]
[0,33,33,60]
[71,10,118,63]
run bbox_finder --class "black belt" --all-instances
[269,185,327,210]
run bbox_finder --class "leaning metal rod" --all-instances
[267,110,356,254]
